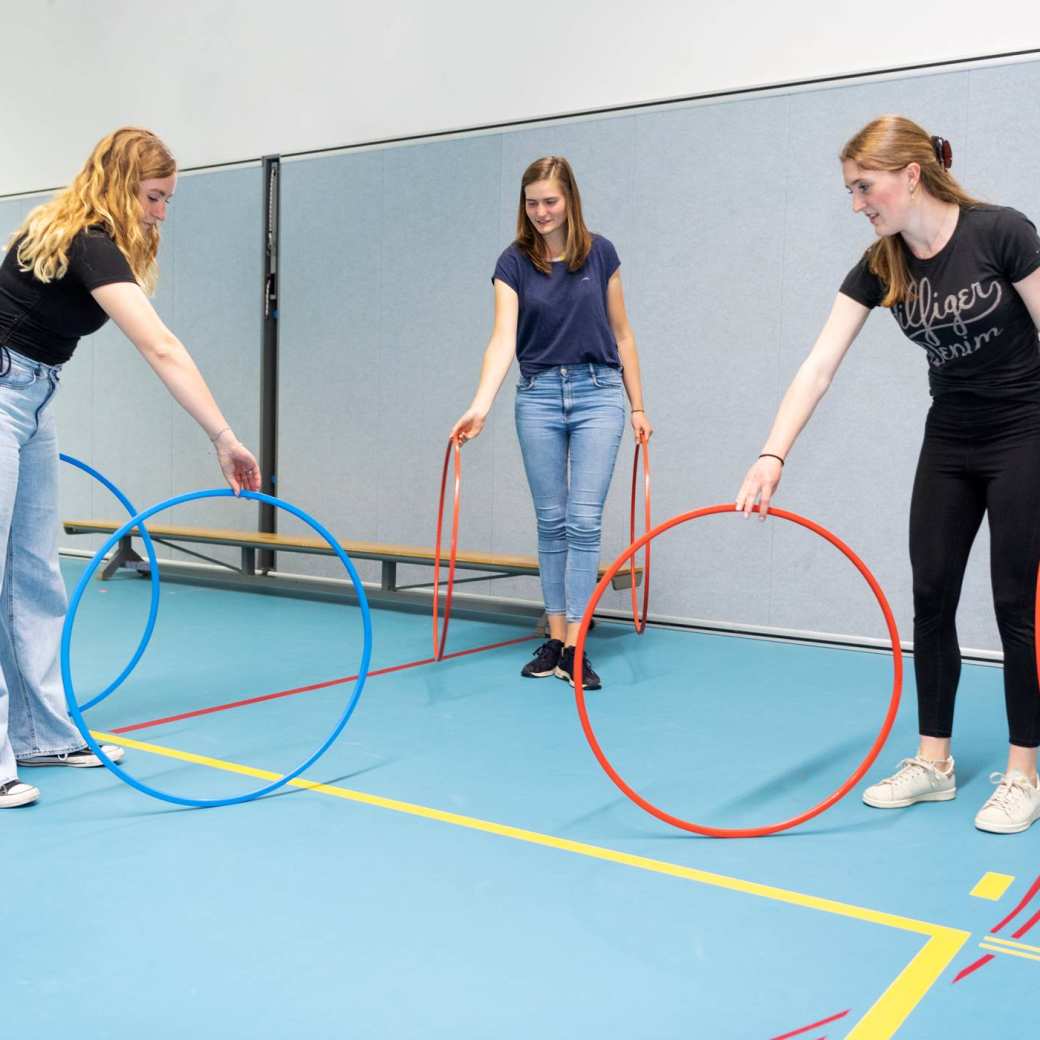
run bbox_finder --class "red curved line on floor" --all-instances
[109,633,535,734]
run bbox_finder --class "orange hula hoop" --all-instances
[573,504,903,838]
[432,438,461,661]
[628,431,652,633]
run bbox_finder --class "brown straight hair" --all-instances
[840,115,982,308]
[514,156,593,275]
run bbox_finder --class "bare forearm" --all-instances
[470,335,516,414]
[616,336,645,410]
[760,361,832,458]
[141,336,233,440]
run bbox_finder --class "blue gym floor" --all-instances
[3,557,1037,1039]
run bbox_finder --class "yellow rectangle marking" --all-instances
[970,872,1016,901]
[92,729,970,1039]
[984,935,1040,955]
[979,942,1040,964]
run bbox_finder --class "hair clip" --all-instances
[931,135,953,171]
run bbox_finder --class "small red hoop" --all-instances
[574,504,903,838]
[432,438,461,661]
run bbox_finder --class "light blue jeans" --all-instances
[514,363,626,623]
[0,348,85,785]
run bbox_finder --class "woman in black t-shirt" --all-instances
[0,127,260,810]
[736,115,1040,835]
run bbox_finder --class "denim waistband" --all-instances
[1,346,63,376]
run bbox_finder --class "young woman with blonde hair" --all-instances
[737,115,1040,834]
[0,127,260,809]
[452,157,652,690]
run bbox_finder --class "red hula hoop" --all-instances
[432,438,461,661]
[573,504,904,838]
[628,432,652,633]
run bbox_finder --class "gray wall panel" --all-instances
[274,60,1040,653]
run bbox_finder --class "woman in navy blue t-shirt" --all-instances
[452,156,652,690]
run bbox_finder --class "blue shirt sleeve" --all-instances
[492,247,522,292]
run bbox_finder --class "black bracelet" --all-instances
[758,453,784,466]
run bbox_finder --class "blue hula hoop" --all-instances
[60,453,160,710]
[61,488,374,808]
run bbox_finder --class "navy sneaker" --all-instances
[555,645,602,690]
[522,638,564,678]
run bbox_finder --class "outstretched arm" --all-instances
[91,282,261,494]
[736,292,870,517]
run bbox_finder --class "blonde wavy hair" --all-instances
[7,127,176,294]
[515,156,593,275]
[840,115,981,307]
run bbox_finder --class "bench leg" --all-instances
[241,547,256,576]
[99,535,145,580]
[381,560,397,592]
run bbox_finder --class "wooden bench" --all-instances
[61,520,642,593]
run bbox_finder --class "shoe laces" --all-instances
[883,757,942,789]
[983,772,1036,814]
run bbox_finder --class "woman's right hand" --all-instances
[450,407,487,444]
[735,456,784,519]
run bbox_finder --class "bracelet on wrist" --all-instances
[758,452,784,467]
[210,426,232,444]
[631,408,645,414]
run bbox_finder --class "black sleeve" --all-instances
[66,230,137,291]
[838,251,885,309]
[992,207,1040,284]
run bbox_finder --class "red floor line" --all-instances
[769,1009,849,1040]
[109,632,536,735]
[1011,905,1040,940]
[993,874,1040,934]
[953,954,995,983]
[952,873,1040,984]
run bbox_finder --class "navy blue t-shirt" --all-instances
[492,234,621,377]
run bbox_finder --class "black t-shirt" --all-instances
[0,228,137,365]
[839,205,1040,399]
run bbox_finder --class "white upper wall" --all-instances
[3,0,1039,195]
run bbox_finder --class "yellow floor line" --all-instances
[92,729,970,1038]
[979,942,1040,963]
[969,871,1016,901]
[983,935,1040,955]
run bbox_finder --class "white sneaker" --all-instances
[0,779,40,808]
[974,770,1040,834]
[862,755,956,808]
[18,745,125,768]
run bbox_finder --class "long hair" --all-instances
[514,156,593,274]
[7,127,176,294]
[840,115,981,307]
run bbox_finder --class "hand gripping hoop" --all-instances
[573,503,903,838]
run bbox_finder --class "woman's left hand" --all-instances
[631,411,654,443]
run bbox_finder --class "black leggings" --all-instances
[909,398,1040,748]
